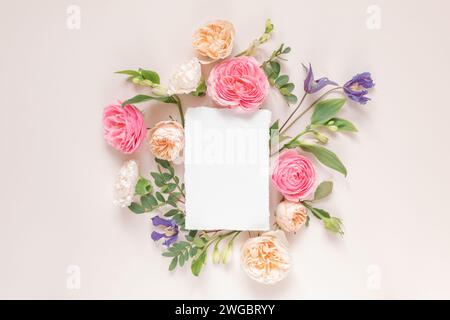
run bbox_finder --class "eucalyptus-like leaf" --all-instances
[169,256,178,271]
[311,98,346,125]
[141,194,158,209]
[155,158,171,169]
[128,202,145,214]
[135,177,152,196]
[275,75,289,87]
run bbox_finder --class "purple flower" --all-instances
[303,63,338,94]
[343,72,375,105]
[151,216,179,247]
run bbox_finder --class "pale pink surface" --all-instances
[207,56,269,112]
[272,150,316,201]
[103,103,146,154]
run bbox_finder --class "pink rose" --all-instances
[103,103,146,154]
[272,150,316,201]
[207,56,269,112]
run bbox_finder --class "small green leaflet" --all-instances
[314,181,333,200]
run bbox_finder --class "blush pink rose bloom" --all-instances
[103,103,146,154]
[272,150,316,201]
[207,56,269,112]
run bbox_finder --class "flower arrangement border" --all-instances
[103,19,375,284]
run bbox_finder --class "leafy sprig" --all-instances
[280,98,354,176]
[262,44,297,104]
[301,181,344,235]
[128,158,185,214]
[236,19,274,57]
[116,69,185,126]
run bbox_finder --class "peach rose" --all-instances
[148,121,184,161]
[272,150,316,201]
[240,230,291,284]
[207,56,269,112]
[276,201,308,233]
[193,20,235,63]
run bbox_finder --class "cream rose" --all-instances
[193,20,235,63]
[148,121,184,161]
[276,201,308,233]
[240,230,291,284]
[167,58,202,95]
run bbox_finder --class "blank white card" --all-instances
[184,107,271,231]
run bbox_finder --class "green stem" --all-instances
[173,95,185,127]
[279,92,308,132]
[280,87,342,134]
[275,126,311,155]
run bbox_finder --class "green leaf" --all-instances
[280,83,295,94]
[162,251,177,257]
[326,118,358,132]
[155,192,165,203]
[314,181,333,200]
[190,246,198,257]
[128,202,145,214]
[275,75,289,87]
[141,194,158,209]
[165,183,177,193]
[169,256,178,271]
[282,46,291,54]
[164,209,181,217]
[135,178,152,195]
[122,95,154,105]
[122,94,176,106]
[139,69,160,84]
[193,238,205,248]
[299,142,347,176]
[269,61,280,77]
[191,251,206,276]
[178,252,186,267]
[155,158,171,169]
[192,79,207,96]
[151,172,164,187]
[115,70,140,77]
[285,94,298,104]
[311,98,346,125]
[309,206,331,220]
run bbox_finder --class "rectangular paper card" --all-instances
[184,107,271,231]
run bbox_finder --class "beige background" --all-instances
[1,0,450,299]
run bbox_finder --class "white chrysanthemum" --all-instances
[167,58,202,95]
[240,230,291,284]
[113,160,139,208]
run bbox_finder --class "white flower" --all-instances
[240,230,291,284]
[167,58,202,95]
[113,160,139,208]
[275,201,308,233]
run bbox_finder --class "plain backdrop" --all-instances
[1,0,450,299]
